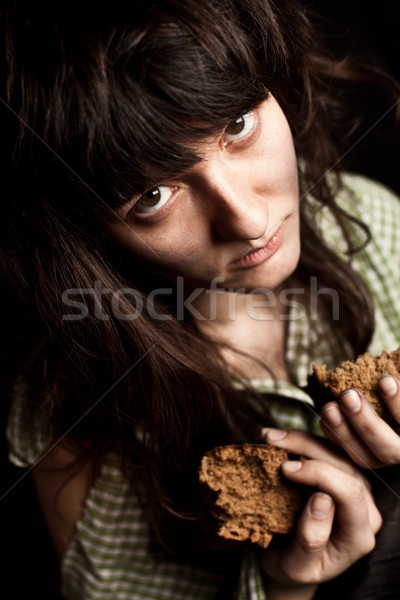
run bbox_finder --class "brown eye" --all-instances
[223,111,256,145]
[225,115,246,136]
[134,186,175,215]
[142,188,161,207]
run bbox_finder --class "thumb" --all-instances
[262,492,334,585]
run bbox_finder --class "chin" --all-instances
[237,261,299,294]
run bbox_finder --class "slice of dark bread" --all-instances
[198,443,305,549]
[306,347,400,420]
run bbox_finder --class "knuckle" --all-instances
[359,533,376,556]
[347,479,366,506]
[357,419,376,439]
[298,530,328,553]
[358,473,372,491]
[373,509,384,533]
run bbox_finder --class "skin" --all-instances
[34,95,383,600]
[261,429,382,600]
[107,94,383,598]
[320,375,400,468]
[108,95,301,296]
[109,95,300,378]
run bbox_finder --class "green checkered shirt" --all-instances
[7,173,400,599]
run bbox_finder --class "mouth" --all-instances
[228,222,285,270]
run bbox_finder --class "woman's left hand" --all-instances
[319,374,400,468]
[260,427,382,596]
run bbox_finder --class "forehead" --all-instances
[80,10,271,211]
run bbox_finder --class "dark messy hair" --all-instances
[0,0,399,551]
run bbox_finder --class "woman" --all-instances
[1,1,400,598]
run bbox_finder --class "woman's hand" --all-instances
[260,428,382,599]
[319,375,400,468]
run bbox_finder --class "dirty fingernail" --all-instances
[321,404,342,426]
[340,389,361,413]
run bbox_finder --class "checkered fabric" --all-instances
[7,173,400,599]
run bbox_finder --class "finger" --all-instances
[338,388,400,465]
[378,375,400,424]
[281,459,378,546]
[262,426,367,478]
[287,492,334,579]
[263,424,377,505]
[263,492,335,584]
[320,402,384,469]
[293,491,381,576]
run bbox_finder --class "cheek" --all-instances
[252,151,298,204]
[251,125,298,196]
[267,101,298,185]
[274,125,298,183]
[133,231,206,272]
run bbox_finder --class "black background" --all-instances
[302,0,400,196]
[1,2,399,598]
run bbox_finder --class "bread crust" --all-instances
[198,443,305,548]
[307,347,400,420]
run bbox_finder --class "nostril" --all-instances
[211,194,269,242]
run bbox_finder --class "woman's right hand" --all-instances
[260,428,383,600]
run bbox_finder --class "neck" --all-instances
[191,285,290,380]
[192,286,287,326]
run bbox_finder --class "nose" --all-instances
[197,159,269,241]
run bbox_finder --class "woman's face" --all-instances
[109,95,300,294]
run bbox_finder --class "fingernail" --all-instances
[263,428,287,441]
[321,404,342,426]
[379,375,398,397]
[282,461,303,473]
[340,389,361,413]
[310,492,332,519]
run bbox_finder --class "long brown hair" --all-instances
[1,0,399,551]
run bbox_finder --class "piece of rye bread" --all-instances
[306,346,400,420]
[198,443,305,549]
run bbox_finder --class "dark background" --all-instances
[302,0,400,196]
[305,0,400,80]
[1,2,399,598]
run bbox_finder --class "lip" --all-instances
[229,223,285,269]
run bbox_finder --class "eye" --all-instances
[134,185,176,215]
[223,111,256,145]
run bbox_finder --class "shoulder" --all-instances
[339,173,400,260]
[309,172,400,256]
[338,172,400,230]
[32,441,94,560]
[337,174,400,353]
